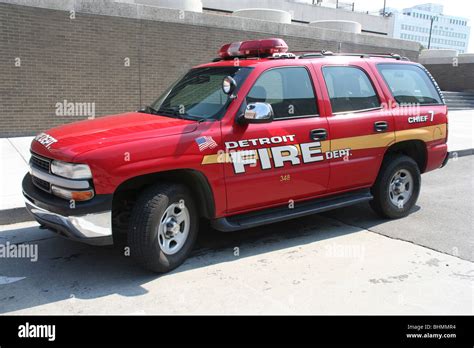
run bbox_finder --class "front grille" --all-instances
[30,153,50,172]
[32,176,51,192]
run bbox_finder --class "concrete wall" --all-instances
[0,0,420,136]
[202,0,393,35]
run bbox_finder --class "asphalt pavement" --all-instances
[0,157,472,314]
[323,156,474,262]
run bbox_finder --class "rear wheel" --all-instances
[128,183,198,273]
[370,155,421,219]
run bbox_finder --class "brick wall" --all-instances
[0,2,420,137]
[423,64,474,92]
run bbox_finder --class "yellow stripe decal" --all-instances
[201,124,447,165]
[331,132,394,151]
[395,124,447,143]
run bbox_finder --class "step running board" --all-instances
[212,189,373,232]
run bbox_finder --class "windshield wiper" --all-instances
[156,107,186,119]
[140,105,207,122]
[181,115,208,123]
[138,105,161,115]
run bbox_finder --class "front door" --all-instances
[222,65,330,214]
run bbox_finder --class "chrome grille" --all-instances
[30,153,50,172]
[30,153,52,192]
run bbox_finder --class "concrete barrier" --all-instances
[310,20,361,34]
[233,8,292,24]
[420,49,458,58]
[135,0,203,12]
[459,54,474,64]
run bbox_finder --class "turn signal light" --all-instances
[51,185,95,201]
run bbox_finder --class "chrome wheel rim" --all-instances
[156,200,190,255]
[389,169,414,208]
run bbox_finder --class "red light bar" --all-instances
[218,38,289,59]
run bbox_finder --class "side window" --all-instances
[377,64,443,105]
[322,66,381,114]
[246,67,318,119]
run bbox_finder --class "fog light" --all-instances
[51,185,94,201]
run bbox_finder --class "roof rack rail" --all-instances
[211,51,410,63]
[297,51,410,61]
[338,52,410,61]
[269,52,297,59]
[293,50,334,58]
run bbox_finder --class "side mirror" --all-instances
[243,103,274,123]
[222,76,237,97]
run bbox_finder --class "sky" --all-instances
[300,0,474,52]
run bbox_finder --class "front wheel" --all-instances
[370,155,421,219]
[128,183,198,273]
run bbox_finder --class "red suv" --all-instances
[23,38,449,272]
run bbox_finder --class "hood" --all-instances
[31,112,198,161]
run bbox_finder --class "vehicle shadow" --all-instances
[322,202,421,230]
[0,203,399,314]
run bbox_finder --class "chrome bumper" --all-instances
[24,195,113,246]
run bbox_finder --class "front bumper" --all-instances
[22,174,113,246]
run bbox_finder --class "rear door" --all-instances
[221,64,330,213]
[315,61,395,192]
[372,63,447,172]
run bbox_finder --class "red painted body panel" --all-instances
[29,55,448,219]
[312,59,395,190]
[425,141,448,172]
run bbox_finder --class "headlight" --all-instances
[51,160,92,179]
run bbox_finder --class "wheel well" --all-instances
[384,140,427,172]
[111,170,215,237]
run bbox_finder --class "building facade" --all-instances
[0,0,419,136]
[389,3,470,53]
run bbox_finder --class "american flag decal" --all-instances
[195,136,217,151]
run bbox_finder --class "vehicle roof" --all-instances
[195,55,418,69]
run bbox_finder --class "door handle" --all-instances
[310,128,327,141]
[374,121,388,132]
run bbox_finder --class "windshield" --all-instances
[150,67,252,120]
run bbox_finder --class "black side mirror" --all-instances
[222,76,237,98]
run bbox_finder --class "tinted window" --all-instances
[323,66,381,113]
[246,67,317,119]
[377,64,443,105]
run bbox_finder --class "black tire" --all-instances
[128,183,198,273]
[370,154,421,219]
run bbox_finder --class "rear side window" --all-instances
[322,66,381,114]
[377,64,443,105]
[246,67,318,119]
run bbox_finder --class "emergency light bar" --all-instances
[218,38,289,59]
